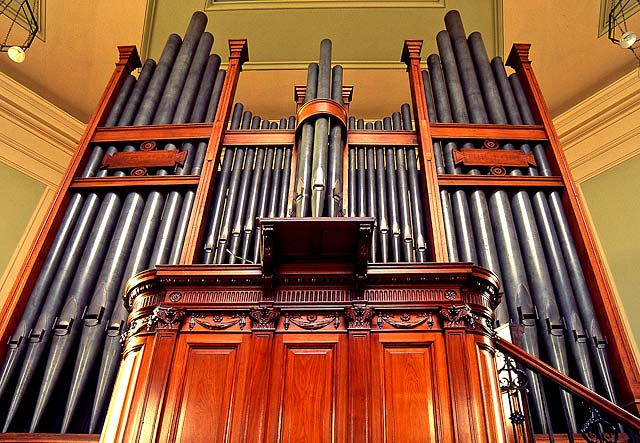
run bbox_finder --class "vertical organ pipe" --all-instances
[509,72,617,403]
[293,64,319,217]
[311,39,332,216]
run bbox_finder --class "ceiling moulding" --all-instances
[0,72,81,187]
[204,0,444,11]
[554,68,640,183]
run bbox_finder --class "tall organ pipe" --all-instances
[293,64,319,217]
[431,18,549,432]
[356,119,366,217]
[1,64,147,431]
[215,110,253,263]
[202,103,245,263]
[278,116,296,218]
[225,116,261,263]
[400,104,428,262]
[29,13,209,431]
[325,65,344,216]
[392,112,414,261]
[375,121,390,263]
[488,53,597,398]
[0,103,124,407]
[430,46,478,264]
[250,121,279,264]
[237,119,268,263]
[311,39,332,216]
[63,32,219,433]
[509,71,617,403]
[421,68,459,262]
[365,123,379,262]
[383,117,402,262]
[463,26,578,432]
[348,116,357,217]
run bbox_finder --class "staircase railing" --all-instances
[496,337,640,442]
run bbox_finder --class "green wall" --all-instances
[0,162,45,277]
[581,154,640,350]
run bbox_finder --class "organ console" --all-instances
[0,9,639,443]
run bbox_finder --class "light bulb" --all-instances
[7,46,26,63]
[620,31,637,49]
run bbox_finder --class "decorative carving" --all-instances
[283,313,340,330]
[444,290,457,300]
[344,305,375,329]
[190,313,247,330]
[376,312,431,330]
[148,306,186,330]
[439,304,478,329]
[250,307,280,330]
[169,291,182,302]
[580,407,619,443]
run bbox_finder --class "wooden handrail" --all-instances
[495,337,640,431]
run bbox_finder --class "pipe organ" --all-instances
[0,9,639,443]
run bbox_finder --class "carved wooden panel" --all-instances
[158,334,250,442]
[265,334,347,443]
[371,332,451,443]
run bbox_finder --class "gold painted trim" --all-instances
[205,0,445,11]
[554,68,640,183]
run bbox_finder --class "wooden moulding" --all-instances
[437,175,564,189]
[508,43,640,414]
[106,259,503,442]
[0,46,141,365]
[69,175,200,190]
[91,123,212,144]
[402,39,448,262]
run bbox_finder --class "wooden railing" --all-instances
[496,337,640,442]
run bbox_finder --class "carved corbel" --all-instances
[249,306,280,330]
[344,305,375,329]
[439,304,478,329]
[147,306,186,330]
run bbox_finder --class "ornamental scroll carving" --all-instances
[249,307,280,330]
[344,306,375,329]
[376,312,434,330]
[283,313,340,330]
[439,304,478,329]
[189,313,247,331]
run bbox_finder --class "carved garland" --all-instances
[376,312,434,330]
[283,313,341,330]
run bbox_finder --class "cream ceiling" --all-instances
[0,0,637,123]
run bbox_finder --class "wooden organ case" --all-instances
[1,10,639,443]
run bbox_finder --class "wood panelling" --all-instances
[266,334,347,443]
[371,332,451,443]
[160,334,249,442]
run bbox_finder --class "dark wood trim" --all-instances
[69,176,200,190]
[496,338,640,430]
[91,123,212,144]
[402,39,448,262]
[437,175,564,188]
[430,122,547,141]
